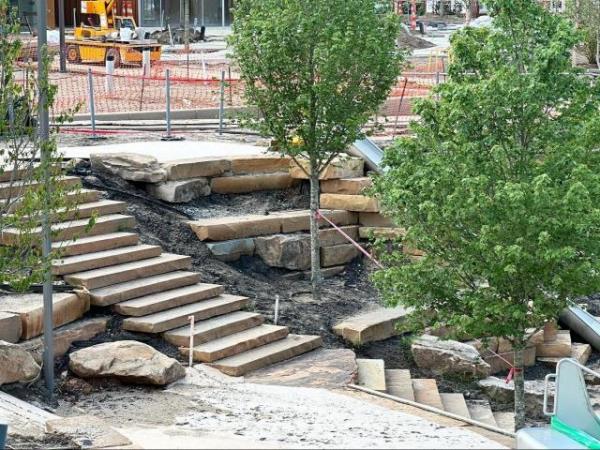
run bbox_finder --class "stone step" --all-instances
[440,393,471,418]
[538,342,592,367]
[492,412,515,432]
[52,232,140,257]
[466,400,498,427]
[64,253,192,290]
[88,271,202,306]
[122,294,249,333]
[209,334,323,377]
[357,359,387,391]
[164,311,265,347]
[0,293,89,340]
[385,369,415,401]
[52,244,162,276]
[333,306,410,346]
[320,177,372,195]
[113,283,225,317]
[185,324,290,363]
[1,189,102,214]
[0,175,80,199]
[1,214,136,245]
[189,209,357,241]
[60,200,128,221]
[535,330,572,358]
[320,193,379,213]
[411,379,444,410]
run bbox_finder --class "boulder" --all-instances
[0,340,41,385]
[0,312,22,343]
[18,318,109,365]
[90,153,166,183]
[290,157,364,180]
[411,335,491,379]
[68,341,185,386]
[206,238,255,262]
[146,178,210,203]
[478,376,549,418]
[255,234,311,270]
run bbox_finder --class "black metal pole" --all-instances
[36,0,55,399]
[59,0,66,72]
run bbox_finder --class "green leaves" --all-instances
[372,0,600,344]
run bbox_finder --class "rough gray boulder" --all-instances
[411,334,491,379]
[69,340,185,385]
[91,153,167,183]
[146,178,211,203]
[478,376,549,419]
[255,234,311,270]
[0,340,41,385]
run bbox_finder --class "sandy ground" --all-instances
[53,366,508,449]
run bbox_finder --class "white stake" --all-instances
[188,315,195,368]
[274,295,280,325]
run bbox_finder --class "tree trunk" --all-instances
[309,167,322,301]
[514,346,526,431]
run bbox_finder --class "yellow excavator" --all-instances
[66,0,161,68]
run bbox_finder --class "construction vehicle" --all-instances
[66,0,161,68]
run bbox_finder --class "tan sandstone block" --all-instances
[290,157,364,180]
[229,155,291,174]
[359,212,394,227]
[320,194,380,213]
[162,158,231,180]
[321,177,372,195]
[211,173,295,194]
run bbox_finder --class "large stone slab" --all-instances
[146,178,210,203]
[320,194,380,213]
[69,340,186,385]
[211,173,295,194]
[255,234,311,270]
[229,154,291,174]
[359,212,394,227]
[279,210,358,233]
[333,305,410,346]
[321,177,373,195]
[245,348,357,389]
[0,293,89,340]
[411,335,491,379]
[538,342,592,367]
[290,157,364,180]
[206,238,255,262]
[0,341,40,385]
[18,317,109,365]
[0,390,59,439]
[162,157,231,180]
[478,377,550,419]
[0,312,22,343]
[321,243,360,267]
[91,153,166,183]
[46,415,132,448]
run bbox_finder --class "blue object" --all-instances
[0,422,7,450]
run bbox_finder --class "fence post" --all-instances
[162,69,183,141]
[87,68,102,140]
[274,295,280,325]
[105,55,115,94]
[228,66,233,105]
[142,49,151,77]
[219,69,225,135]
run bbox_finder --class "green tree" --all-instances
[372,0,600,429]
[230,0,403,298]
[0,0,84,291]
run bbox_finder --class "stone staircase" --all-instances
[0,175,322,376]
[357,359,515,433]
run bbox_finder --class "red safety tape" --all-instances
[315,209,385,269]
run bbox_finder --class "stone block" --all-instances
[359,227,406,240]
[146,178,210,203]
[255,235,311,270]
[280,209,357,233]
[18,317,109,365]
[0,293,90,340]
[543,321,558,342]
[536,330,572,358]
[538,342,591,367]
[359,212,394,227]
[91,153,166,183]
[482,342,537,374]
[321,177,372,195]
[333,306,409,346]
[229,154,291,174]
[320,193,379,213]
[0,312,22,343]
[189,215,283,241]
[206,238,255,262]
[290,157,364,180]
[211,172,295,194]
[321,243,360,267]
[356,358,386,391]
[319,226,359,246]
[162,157,231,180]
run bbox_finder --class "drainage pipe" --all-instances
[348,384,516,438]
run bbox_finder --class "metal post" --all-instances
[59,0,66,72]
[161,69,183,141]
[228,66,232,105]
[37,0,54,400]
[142,49,151,77]
[105,55,115,94]
[219,69,225,135]
[87,68,98,139]
[73,8,77,27]
[221,0,226,28]
[274,295,280,325]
